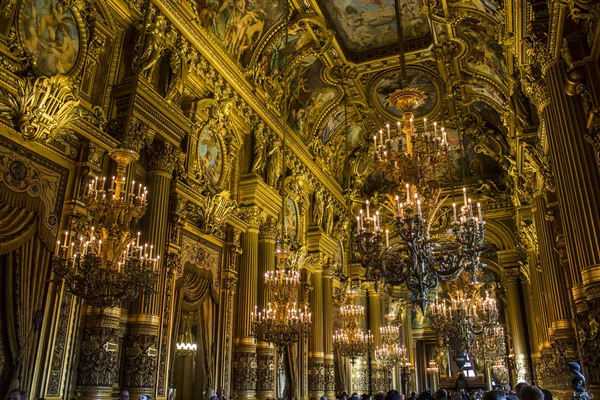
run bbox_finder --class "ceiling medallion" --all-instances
[386,87,428,113]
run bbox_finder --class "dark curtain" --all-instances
[0,201,52,397]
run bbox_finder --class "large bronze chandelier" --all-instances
[355,186,486,313]
[52,150,159,308]
[333,291,374,363]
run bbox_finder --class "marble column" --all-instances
[309,269,325,400]
[234,206,263,400]
[501,267,531,383]
[257,220,277,400]
[124,142,177,398]
[323,267,335,400]
[76,307,122,400]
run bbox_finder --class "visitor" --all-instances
[6,390,26,400]
[384,390,401,400]
[373,392,385,400]
[321,396,329,400]
[483,391,505,400]
[519,386,543,400]
[207,390,219,400]
[451,392,462,400]
[539,389,552,400]
[408,392,417,400]
[217,388,227,400]
[118,391,130,400]
[433,389,447,400]
[515,383,527,398]
[350,393,360,400]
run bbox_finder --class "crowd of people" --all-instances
[2,382,555,400]
[333,383,552,400]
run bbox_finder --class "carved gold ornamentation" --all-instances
[187,191,238,235]
[0,75,80,143]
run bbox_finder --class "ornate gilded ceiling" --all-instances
[189,0,512,195]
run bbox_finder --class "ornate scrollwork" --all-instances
[0,74,80,143]
[233,351,258,391]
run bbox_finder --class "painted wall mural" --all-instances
[19,0,81,76]
[472,101,503,129]
[318,0,429,54]
[466,82,504,107]
[287,56,338,138]
[321,106,346,144]
[457,17,507,85]
[331,123,365,183]
[372,68,439,119]
[194,0,285,65]
[198,126,223,186]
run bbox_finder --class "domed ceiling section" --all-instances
[315,0,432,60]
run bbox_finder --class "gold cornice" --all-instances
[182,222,226,248]
[153,1,348,207]
[306,226,338,258]
[238,174,282,220]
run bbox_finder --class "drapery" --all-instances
[0,201,51,397]
[173,270,217,400]
[284,344,299,400]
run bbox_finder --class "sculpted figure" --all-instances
[165,42,189,104]
[569,362,590,400]
[250,122,267,176]
[266,138,282,187]
[138,15,168,79]
[323,197,334,235]
[312,188,324,228]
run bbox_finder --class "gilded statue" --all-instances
[312,187,324,228]
[250,122,267,176]
[323,197,334,235]
[165,41,189,105]
[266,137,282,187]
[137,14,168,79]
[568,362,591,400]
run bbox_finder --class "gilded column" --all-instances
[76,307,121,400]
[323,265,335,400]
[500,267,531,383]
[309,268,325,400]
[257,220,277,400]
[234,206,263,400]
[368,286,386,394]
[124,142,177,398]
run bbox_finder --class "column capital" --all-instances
[259,217,279,241]
[501,267,522,285]
[239,205,265,229]
[147,141,180,175]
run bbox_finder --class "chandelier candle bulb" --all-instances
[417,199,422,217]
[478,202,482,221]
[424,118,427,132]
[396,195,400,214]
[366,200,370,219]
[453,203,457,223]
[387,124,391,140]
[463,187,468,206]
[468,199,473,218]
[406,183,410,203]
[386,229,389,248]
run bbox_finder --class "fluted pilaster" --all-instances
[309,269,325,399]
[125,142,177,397]
[234,206,263,400]
[323,268,335,399]
[543,61,600,287]
[501,268,531,383]
[256,220,277,400]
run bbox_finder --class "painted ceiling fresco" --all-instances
[457,17,507,86]
[286,56,339,140]
[194,0,286,66]
[317,0,430,56]
[371,68,440,119]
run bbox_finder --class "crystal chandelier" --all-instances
[251,249,312,348]
[52,150,159,308]
[471,325,507,366]
[354,185,486,313]
[426,360,439,374]
[176,314,198,358]
[374,320,409,369]
[333,291,374,363]
[430,282,499,352]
